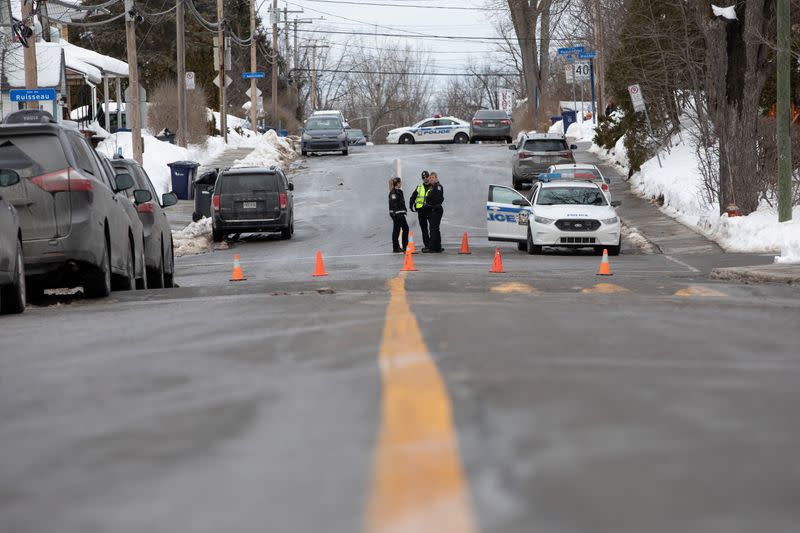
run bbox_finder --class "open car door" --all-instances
[486,184,531,243]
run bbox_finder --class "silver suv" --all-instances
[510,132,577,189]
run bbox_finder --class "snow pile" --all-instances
[711,4,737,20]
[548,120,565,135]
[172,217,229,257]
[775,240,800,264]
[233,130,297,169]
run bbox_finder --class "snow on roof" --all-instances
[2,43,64,88]
[711,4,737,20]
[61,42,129,77]
[10,0,87,21]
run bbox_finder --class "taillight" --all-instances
[31,168,93,193]
[518,151,531,159]
[279,193,287,209]
[601,183,609,191]
[472,119,483,125]
[212,195,220,211]
[500,119,512,125]
[136,202,155,213]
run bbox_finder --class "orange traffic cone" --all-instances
[312,250,328,277]
[407,231,417,254]
[597,249,613,276]
[401,249,417,272]
[458,232,472,254]
[230,254,246,281]
[490,248,505,273]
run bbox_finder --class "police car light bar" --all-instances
[538,173,562,182]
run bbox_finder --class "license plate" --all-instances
[242,202,257,209]
[486,123,496,127]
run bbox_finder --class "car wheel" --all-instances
[212,225,224,243]
[163,240,175,288]
[342,148,349,156]
[301,149,308,156]
[0,239,26,314]
[192,211,201,223]
[454,132,469,144]
[113,239,136,291]
[399,134,415,145]
[517,241,528,252]
[148,240,165,289]
[527,229,541,255]
[135,241,147,290]
[84,237,112,298]
[607,242,621,256]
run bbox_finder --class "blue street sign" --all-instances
[578,51,597,59]
[557,47,574,55]
[242,72,266,79]
[558,46,587,56]
[9,88,57,102]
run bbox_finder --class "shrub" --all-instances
[147,80,210,145]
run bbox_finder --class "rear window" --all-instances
[553,169,602,180]
[0,134,69,178]
[219,173,279,193]
[537,186,607,206]
[475,110,509,119]
[306,118,342,130]
[523,139,568,152]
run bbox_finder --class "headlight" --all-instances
[534,216,554,224]
[302,133,312,141]
[601,216,619,224]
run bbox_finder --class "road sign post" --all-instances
[589,59,597,125]
[628,84,662,168]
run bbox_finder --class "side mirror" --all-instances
[343,122,351,129]
[133,189,152,204]
[0,169,20,187]
[161,191,179,207]
[114,173,134,192]
[611,200,622,207]
[512,198,528,206]
[288,182,294,191]
[508,144,517,151]
[570,144,578,150]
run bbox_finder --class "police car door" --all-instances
[435,119,455,141]
[415,119,437,142]
[486,184,530,242]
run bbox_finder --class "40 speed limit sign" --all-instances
[565,61,591,83]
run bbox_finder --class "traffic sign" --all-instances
[557,46,585,56]
[242,72,265,79]
[578,51,597,59]
[565,62,591,82]
[628,84,646,112]
[213,74,233,88]
[185,71,196,90]
[245,87,262,99]
[9,88,56,102]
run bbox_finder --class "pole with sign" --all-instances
[579,51,598,125]
[628,84,661,168]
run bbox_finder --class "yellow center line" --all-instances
[365,274,477,533]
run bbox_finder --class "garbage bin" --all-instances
[561,110,577,134]
[278,129,289,137]
[550,116,562,125]
[192,169,218,222]
[167,161,200,200]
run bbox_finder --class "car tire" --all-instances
[192,211,201,223]
[212,225,224,243]
[517,241,528,252]
[281,225,292,240]
[454,132,469,144]
[148,241,165,289]
[399,134,415,145]
[607,242,621,256]
[163,240,175,288]
[342,148,349,156]
[113,239,136,291]
[84,237,112,299]
[301,149,308,156]
[527,229,542,255]
[136,240,147,290]
[0,239,25,314]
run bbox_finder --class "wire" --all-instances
[184,0,219,31]
[293,67,518,77]
[51,11,127,27]
[298,28,573,42]
[139,3,180,17]
[48,0,125,12]
[294,0,501,10]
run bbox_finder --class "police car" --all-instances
[385,115,471,145]
[486,174,622,255]
[547,163,611,198]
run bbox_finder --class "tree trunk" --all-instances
[507,0,552,130]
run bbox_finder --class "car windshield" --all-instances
[0,135,69,178]
[553,169,602,181]
[475,110,509,119]
[537,187,608,206]
[305,118,341,130]
[524,139,568,151]
[220,173,279,193]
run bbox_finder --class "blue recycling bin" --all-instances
[561,110,577,133]
[167,161,200,200]
[278,129,289,137]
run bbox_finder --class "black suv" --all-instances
[0,119,142,298]
[510,133,577,189]
[211,167,295,242]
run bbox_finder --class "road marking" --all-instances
[366,274,476,533]
[581,282,631,294]
[674,285,728,297]
[663,254,701,273]
[491,282,537,294]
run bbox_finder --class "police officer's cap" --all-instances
[421,170,430,179]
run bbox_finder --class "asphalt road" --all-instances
[2,143,800,533]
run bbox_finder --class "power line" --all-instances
[299,28,574,42]
[294,0,502,10]
[293,68,518,77]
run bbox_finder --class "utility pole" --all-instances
[291,18,314,76]
[271,0,279,128]
[176,0,187,147]
[593,0,605,117]
[284,6,290,64]
[249,0,257,132]
[777,0,792,222]
[124,0,143,163]
[216,0,227,142]
[21,0,38,110]
[300,43,328,112]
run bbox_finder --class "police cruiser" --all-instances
[486,174,622,255]
[385,115,471,145]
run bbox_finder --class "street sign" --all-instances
[628,84,646,112]
[213,74,233,88]
[185,71,195,90]
[497,88,514,115]
[242,72,266,79]
[578,51,597,59]
[558,46,586,56]
[565,62,591,82]
[245,87,262,99]
[9,88,57,102]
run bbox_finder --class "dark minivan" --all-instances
[470,109,513,143]
[211,167,294,242]
[0,115,145,298]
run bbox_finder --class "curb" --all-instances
[710,266,800,284]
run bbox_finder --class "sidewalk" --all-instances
[711,264,800,284]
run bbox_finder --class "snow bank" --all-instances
[775,240,800,264]
[233,130,297,169]
[172,217,228,257]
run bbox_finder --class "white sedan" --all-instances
[486,179,622,255]
[386,116,471,145]
[547,163,611,197]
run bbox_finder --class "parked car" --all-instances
[301,116,349,156]
[111,158,179,288]
[470,109,513,143]
[547,163,611,200]
[509,132,577,190]
[347,129,367,146]
[0,119,145,298]
[385,116,471,145]
[309,110,350,128]
[211,166,295,242]
[0,169,25,314]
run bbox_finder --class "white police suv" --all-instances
[486,174,622,255]
[386,115,471,145]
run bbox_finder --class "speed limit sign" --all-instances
[565,61,591,83]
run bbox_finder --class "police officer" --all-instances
[388,177,408,253]
[408,170,432,251]
[425,171,444,253]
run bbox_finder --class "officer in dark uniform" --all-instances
[424,171,444,253]
[408,170,432,251]
[388,177,408,252]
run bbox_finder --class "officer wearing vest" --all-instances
[408,170,432,251]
